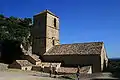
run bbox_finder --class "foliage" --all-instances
[0,14,32,43]
[107,59,120,73]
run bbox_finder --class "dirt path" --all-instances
[0,69,63,80]
[0,69,118,80]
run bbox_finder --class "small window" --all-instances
[53,40,55,46]
[52,37,55,46]
[25,68,27,70]
[54,18,57,27]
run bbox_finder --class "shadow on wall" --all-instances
[0,40,24,64]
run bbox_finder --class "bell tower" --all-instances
[32,10,60,57]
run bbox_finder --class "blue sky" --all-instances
[0,0,120,58]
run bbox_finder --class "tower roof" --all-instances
[34,9,59,18]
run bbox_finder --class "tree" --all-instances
[0,14,33,43]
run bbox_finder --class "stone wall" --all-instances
[32,65,92,74]
[0,63,8,71]
[46,13,60,52]
[21,66,32,71]
[32,66,50,73]
[32,66,41,71]
[32,62,61,73]
[100,44,108,71]
[57,66,92,74]
[32,13,46,56]
[43,54,101,73]
[21,55,41,65]
[8,61,21,69]
[32,10,60,56]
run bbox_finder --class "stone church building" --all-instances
[32,10,108,73]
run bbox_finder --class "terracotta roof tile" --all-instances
[29,54,41,62]
[44,42,103,55]
[16,60,33,67]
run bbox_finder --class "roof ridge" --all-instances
[55,42,104,46]
[34,9,59,18]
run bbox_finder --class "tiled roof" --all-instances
[29,54,41,62]
[44,42,103,55]
[16,60,33,67]
[21,54,41,62]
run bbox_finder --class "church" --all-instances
[31,10,108,73]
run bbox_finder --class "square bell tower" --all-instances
[32,10,60,57]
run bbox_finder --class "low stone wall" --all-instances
[32,65,92,74]
[57,66,92,74]
[32,66,41,71]
[21,66,32,71]
[0,63,8,71]
[32,62,61,72]
[32,66,50,73]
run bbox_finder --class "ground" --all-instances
[0,69,119,80]
[0,69,63,80]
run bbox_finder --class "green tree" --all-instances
[0,14,33,43]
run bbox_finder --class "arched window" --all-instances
[54,18,56,27]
